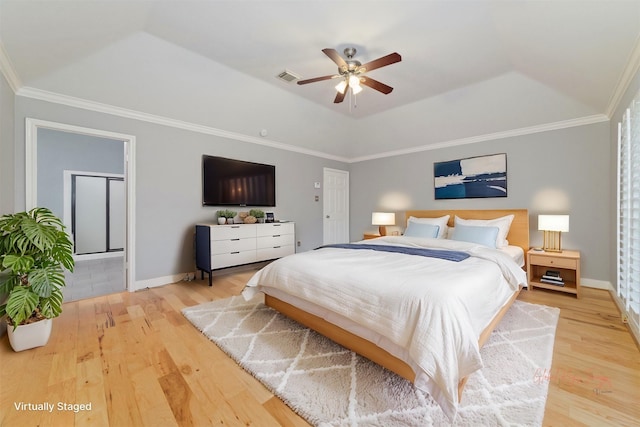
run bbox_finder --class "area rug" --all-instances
[182,296,560,426]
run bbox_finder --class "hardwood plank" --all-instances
[0,275,638,426]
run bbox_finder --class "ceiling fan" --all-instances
[297,47,402,104]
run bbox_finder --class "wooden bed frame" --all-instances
[265,209,529,401]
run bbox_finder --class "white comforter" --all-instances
[242,236,527,420]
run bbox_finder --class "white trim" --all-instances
[25,118,137,293]
[349,114,610,163]
[0,41,21,93]
[135,273,190,290]
[581,278,614,291]
[16,86,612,164]
[73,251,124,262]
[606,34,640,118]
[16,86,350,163]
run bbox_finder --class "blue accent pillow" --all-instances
[450,224,499,248]
[404,222,440,238]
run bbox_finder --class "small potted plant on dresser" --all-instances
[0,208,74,351]
[249,209,265,223]
[216,209,237,224]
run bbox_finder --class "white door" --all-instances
[323,168,349,244]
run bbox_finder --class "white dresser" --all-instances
[195,222,295,286]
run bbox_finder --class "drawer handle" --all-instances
[273,224,281,226]
[231,226,240,229]
[231,238,240,241]
[273,246,281,248]
[231,251,240,254]
[273,234,281,237]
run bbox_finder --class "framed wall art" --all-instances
[434,153,507,199]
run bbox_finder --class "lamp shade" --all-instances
[372,212,395,226]
[538,215,569,232]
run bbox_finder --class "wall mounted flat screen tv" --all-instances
[202,155,276,207]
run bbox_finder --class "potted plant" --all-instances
[249,209,265,223]
[0,207,74,351]
[216,209,237,225]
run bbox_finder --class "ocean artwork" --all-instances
[434,153,507,199]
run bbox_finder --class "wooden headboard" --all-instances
[404,209,530,266]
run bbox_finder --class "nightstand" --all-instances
[527,249,581,297]
[363,233,381,240]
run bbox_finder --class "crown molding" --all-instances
[349,114,610,163]
[16,86,610,165]
[0,41,22,93]
[15,86,351,163]
[606,34,640,118]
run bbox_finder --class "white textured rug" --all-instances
[182,296,559,426]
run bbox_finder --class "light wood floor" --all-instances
[1,270,638,426]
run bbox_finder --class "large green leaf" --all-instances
[5,286,39,326]
[20,216,58,252]
[0,273,18,294]
[2,254,34,272]
[29,266,65,298]
[39,291,63,319]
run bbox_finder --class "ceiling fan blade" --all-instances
[297,74,336,85]
[359,52,402,73]
[334,82,348,103]
[360,76,393,94]
[322,48,348,69]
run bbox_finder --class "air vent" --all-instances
[276,69,301,83]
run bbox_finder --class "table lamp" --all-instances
[538,214,569,252]
[372,212,395,236]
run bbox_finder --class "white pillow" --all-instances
[408,215,450,239]
[454,214,514,248]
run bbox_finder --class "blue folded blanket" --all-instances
[316,243,470,262]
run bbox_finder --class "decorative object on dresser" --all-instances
[371,212,395,236]
[538,214,570,252]
[527,249,580,297]
[216,209,237,225]
[363,233,381,240]
[249,209,265,223]
[195,223,295,286]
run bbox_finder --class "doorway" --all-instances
[25,118,136,298]
[322,168,349,244]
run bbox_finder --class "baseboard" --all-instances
[133,262,270,291]
[133,273,190,291]
[581,278,614,291]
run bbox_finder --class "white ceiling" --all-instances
[1,0,639,159]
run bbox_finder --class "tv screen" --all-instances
[202,155,276,207]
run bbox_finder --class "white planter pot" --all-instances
[217,217,226,225]
[7,318,53,352]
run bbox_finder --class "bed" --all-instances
[242,209,529,419]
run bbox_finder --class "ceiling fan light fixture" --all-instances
[335,79,347,94]
[349,75,363,94]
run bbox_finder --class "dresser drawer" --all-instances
[211,238,256,255]
[257,234,294,249]
[257,222,294,237]
[211,251,257,269]
[529,254,577,269]
[210,224,256,240]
